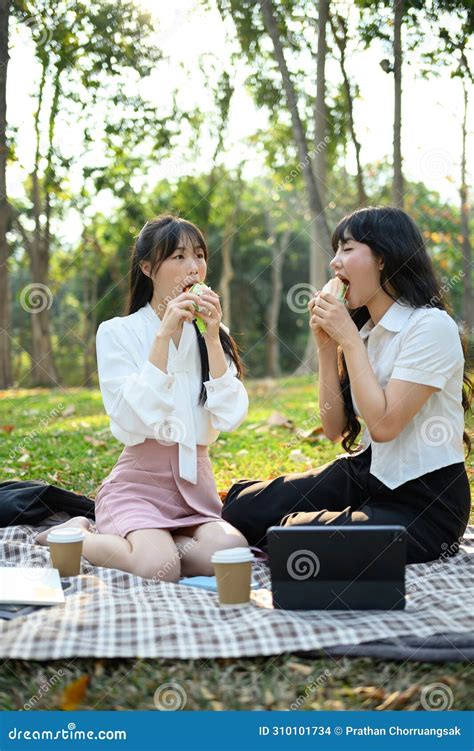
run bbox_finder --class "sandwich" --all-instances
[189,282,211,333]
[321,277,349,302]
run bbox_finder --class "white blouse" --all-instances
[95,303,249,484]
[349,301,465,489]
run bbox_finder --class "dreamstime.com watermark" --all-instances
[8,722,127,741]
[153,682,187,711]
[406,536,464,595]
[142,536,198,583]
[283,404,331,453]
[23,669,67,710]
[19,283,53,313]
[427,269,464,307]
[153,415,188,446]
[151,275,208,318]
[8,403,65,461]
[290,669,331,710]
[287,549,321,581]
[275,137,331,194]
[420,682,454,711]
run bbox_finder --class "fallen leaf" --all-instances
[375,684,420,710]
[200,687,215,700]
[60,675,90,710]
[288,449,310,464]
[218,490,228,502]
[84,436,106,447]
[267,411,295,429]
[287,661,313,676]
[354,686,387,702]
[438,675,456,686]
[18,453,31,464]
[62,405,76,417]
[94,661,105,677]
[298,425,325,442]
[48,471,63,483]
[264,689,275,707]
[0,425,15,433]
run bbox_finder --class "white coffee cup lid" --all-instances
[211,547,254,564]
[47,527,85,543]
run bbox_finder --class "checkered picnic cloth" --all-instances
[0,516,472,660]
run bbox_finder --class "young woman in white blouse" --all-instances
[36,214,249,580]
[223,206,472,564]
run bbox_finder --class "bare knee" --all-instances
[200,521,249,551]
[213,530,249,551]
[125,529,181,582]
[130,552,181,582]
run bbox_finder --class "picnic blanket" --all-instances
[0,515,472,661]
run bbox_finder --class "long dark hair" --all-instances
[126,214,244,404]
[331,206,472,456]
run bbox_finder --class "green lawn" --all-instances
[0,376,472,711]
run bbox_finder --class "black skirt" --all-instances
[221,446,471,564]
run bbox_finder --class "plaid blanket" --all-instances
[0,516,472,660]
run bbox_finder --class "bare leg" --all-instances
[174,520,248,577]
[35,517,181,582]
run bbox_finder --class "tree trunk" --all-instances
[314,0,328,206]
[392,0,404,208]
[219,214,235,328]
[265,217,289,377]
[26,62,66,386]
[79,231,100,385]
[329,12,368,206]
[460,79,472,332]
[26,167,58,386]
[0,0,11,388]
[259,0,331,375]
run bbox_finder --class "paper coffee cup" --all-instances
[211,547,254,608]
[47,527,84,577]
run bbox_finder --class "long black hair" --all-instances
[331,206,472,456]
[126,214,244,404]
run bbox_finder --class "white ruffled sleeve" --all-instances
[203,359,249,432]
[96,321,175,439]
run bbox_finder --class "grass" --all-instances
[0,376,472,711]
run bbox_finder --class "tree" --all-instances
[392,0,404,207]
[264,207,290,377]
[420,0,473,331]
[0,0,11,388]
[459,71,472,333]
[10,0,169,385]
[314,0,329,206]
[329,11,368,206]
[218,0,333,372]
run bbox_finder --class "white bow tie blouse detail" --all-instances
[95,302,249,484]
[349,301,465,489]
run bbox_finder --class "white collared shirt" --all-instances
[95,303,249,484]
[349,300,465,489]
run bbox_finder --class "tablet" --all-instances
[0,567,65,606]
[267,525,406,610]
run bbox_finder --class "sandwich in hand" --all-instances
[189,282,211,333]
[321,277,349,303]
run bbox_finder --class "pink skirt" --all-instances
[94,440,223,538]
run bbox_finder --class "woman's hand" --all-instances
[158,292,200,338]
[308,293,336,349]
[194,289,223,342]
[311,291,359,349]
